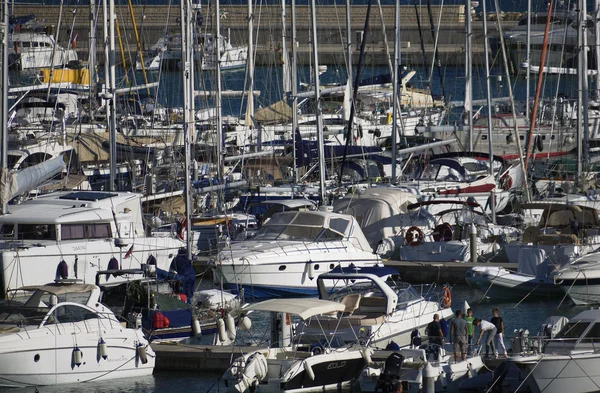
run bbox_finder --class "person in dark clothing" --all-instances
[490,308,507,358]
[427,313,444,347]
[450,309,468,361]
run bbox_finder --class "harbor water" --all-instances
[0,283,586,393]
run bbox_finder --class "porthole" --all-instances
[330,264,335,269]
[314,264,320,270]
[279,265,286,271]
[34,354,40,362]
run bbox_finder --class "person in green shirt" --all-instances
[464,308,475,354]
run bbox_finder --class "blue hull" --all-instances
[224,283,318,300]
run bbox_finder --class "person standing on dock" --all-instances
[450,309,467,362]
[491,308,507,358]
[464,308,475,353]
[474,318,497,359]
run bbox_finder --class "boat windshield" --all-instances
[554,321,590,340]
[395,282,424,309]
[253,213,348,242]
[0,288,95,327]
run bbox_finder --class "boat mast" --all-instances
[595,0,600,100]
[246,0,255,131]
[291,0,299,183]
[309,0,326,204]
[465,0,473,151]
[580,0,590,165]
[345,0,352,81]
[525,0,531,118]
[481,0,495,223]
[1,0,7,214]
[89,0,97,122]
[391,0,400,183]
[181,0,193,260]
[216,0,224,183]
[108,0,117,191]
[524,0,552,172]
[281,0,290,96]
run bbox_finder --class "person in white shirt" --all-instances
[473,318,497,359]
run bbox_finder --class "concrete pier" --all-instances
[10,4,519,66]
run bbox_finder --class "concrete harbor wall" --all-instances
[11,4,518,66]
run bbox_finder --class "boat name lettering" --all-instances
[327,361,346,370]
[73,246,87,251]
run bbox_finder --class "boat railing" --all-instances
[509,334,600,356]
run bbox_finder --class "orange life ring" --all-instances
[442,287,452,308]
[500,174,513,191]
[405,226,424,246]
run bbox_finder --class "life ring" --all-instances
[500,174,513,191]
[441,286,452,309]
[433,223,453,242]
[405,226,424,246]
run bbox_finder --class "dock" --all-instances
[152,343,504,372]
[10,4,520,66]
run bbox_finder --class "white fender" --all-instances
[306,261,315,280]
[192,319,202,337]
[72,347,82,367]
[239,316,252,331]
[361,348,373,365]
[226,313,236,340]
[304,361,316,381]
[98,338,108,360]
[137,344,148,364]
[218,318,227,342]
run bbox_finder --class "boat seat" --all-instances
[339,293,362,315]
[356,296,387,314]
[306,314,386,330]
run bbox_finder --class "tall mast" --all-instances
[581,0,590,164]
[291,0,299,183]
[310,0,326,204]
[246,0,254,129]
[1,0,8,214]
[108,0,117,191]
[281,0,290,96]
[595,0,600,100]
[465,0,473,151]
[481,0,495,223]
[391,0,400,183]
[345,0,352,80]
[181,0,193,260]
[89,0,97,122]
[525,0,531,118]
[216,0,223,182]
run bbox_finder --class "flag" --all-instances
[124,244,134,259]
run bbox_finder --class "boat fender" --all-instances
[535,135,543,152]
[218,318,227,342]
[304,361,316,381]
[405,226,424,246]
[98,338,108,360]
[306,261,316,280]
[72,347,83,367]
[239,316,252,331]
[136,343,148,364]
[56,260,68,280]
[106,257,119,280]
[192,318,202,337]
[442,286,452,308]
[361,348,373,365]
[152,312,170,329]
[226,313,236,340]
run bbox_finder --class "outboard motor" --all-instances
[376,353,405,393]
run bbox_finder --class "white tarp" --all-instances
[0,155,65,205]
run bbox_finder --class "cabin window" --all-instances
[0,224,14,237]
[18,224,56,240]
[555,322,590,339]
[21,153,50,169]
[61,223,111,240]
[279,265,286,271]
[32,42,38,47]
[329,218,350,235]
[582,323,600,342]
[46,304,97,324]
[22,42,30,48]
